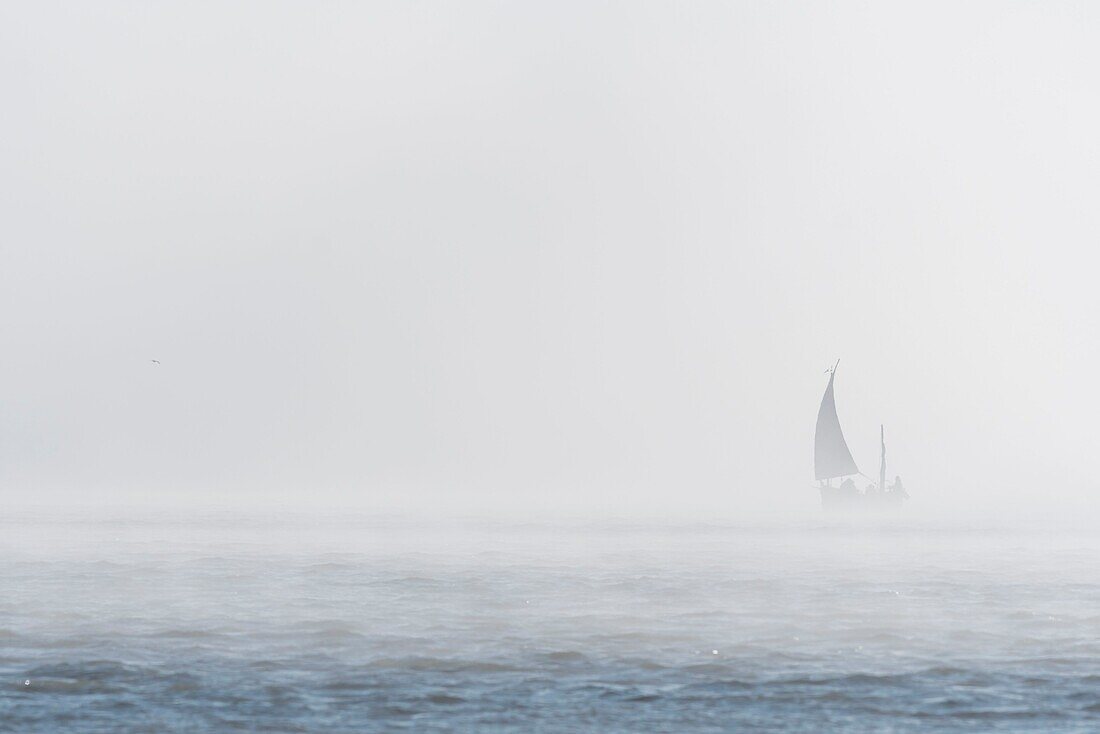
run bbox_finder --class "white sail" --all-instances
[814,368,859,480]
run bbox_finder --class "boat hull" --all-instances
[820,486,906,512]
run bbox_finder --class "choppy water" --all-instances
[3,515,1100,732]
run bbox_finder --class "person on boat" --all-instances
[839,477,858,496]
[890,475,908,498]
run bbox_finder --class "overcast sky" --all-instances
[2,1,1097,519]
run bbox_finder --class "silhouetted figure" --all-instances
[839,478,858,496]
[891,475,908,498]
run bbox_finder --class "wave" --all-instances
[537,651,589,664]
[369,657,521,673]
[18,661,201,697]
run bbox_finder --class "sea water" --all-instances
[2,514,1099,732]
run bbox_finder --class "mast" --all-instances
[879,425,886,493]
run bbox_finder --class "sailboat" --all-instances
[814,361,908,510]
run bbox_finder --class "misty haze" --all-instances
[2,2,1099,732]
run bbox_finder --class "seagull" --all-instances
[151,359,161,365]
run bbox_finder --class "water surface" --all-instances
[2,515,1099,732]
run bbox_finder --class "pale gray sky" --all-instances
[1,2,1098,519]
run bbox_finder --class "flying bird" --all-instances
[151,359,161,365]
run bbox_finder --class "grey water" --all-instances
[3,514,1100,733]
